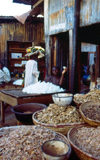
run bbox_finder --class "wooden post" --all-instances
[70,0,81,93]
[44,0,51,76]
[96,45,100,79]
[69,30,73,92]
[1,101,5,123]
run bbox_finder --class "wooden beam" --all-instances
[70,0,81,93]
[44,0,51,76]
[96,46,100,79]
[32,0,43,8]
[69,30,73,92]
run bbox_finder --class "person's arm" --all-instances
[59,67,68,86]
[32,71,40,78]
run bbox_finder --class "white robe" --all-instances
[3,67,11,82]
[24,60,39,87]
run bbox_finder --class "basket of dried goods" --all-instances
[32,103,85,135]
[73,89,100,107]
[0,125,71,160]
[79,101,100,126]
[68,125,100,160]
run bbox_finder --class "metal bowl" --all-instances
[41,139,71,160]
[52,93,73,106]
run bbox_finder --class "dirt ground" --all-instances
[0,105,17,127]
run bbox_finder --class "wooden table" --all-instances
[0,89,53,123]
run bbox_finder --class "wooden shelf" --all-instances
[7,41,32,77]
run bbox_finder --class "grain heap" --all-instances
[74,89,100,104]
[34,104,83,124]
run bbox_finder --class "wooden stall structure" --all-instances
[44,0,100,93]
[0,15,44,68]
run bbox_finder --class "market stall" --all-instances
[0,89,53,123]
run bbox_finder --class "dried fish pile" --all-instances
[74,89,100,104]
[0,125,68,160]
[73,126,100,159]
[35,104,83,124]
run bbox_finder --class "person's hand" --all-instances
[62,67,67,75]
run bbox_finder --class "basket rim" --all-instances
[79,101,100,124]
[32,110,85,128]
[67,124,99,160]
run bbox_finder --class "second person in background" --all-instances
[45,66,67,88]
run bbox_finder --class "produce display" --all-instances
[74,89,100,105]
[0,125,69,160]
[22,81,64,94]
[25,46,45,58]
[69,126,100,159]
[26,46,45,54]
[34,104,84,124]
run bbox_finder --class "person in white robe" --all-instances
[24,60,39,87]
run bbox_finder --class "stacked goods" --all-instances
[26,46,45,58]
[0,125,71,160]
[32,104,84,135]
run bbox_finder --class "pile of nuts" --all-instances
[74,89,100,104]
[34,104,83,124]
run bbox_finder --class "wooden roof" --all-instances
[13,0,39,5]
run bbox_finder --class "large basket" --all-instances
[32,110,85,135]
[0,125,71,160]
[79,101,100,126]
[67,125,99,160]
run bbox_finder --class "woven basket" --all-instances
[32,110,85,135]
[73,100,82,108]
[79,101,100,126]
[67,125,99,160]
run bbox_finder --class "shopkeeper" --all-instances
[24,59,39,87]
[45,66,68,88]
[24,46,45,87]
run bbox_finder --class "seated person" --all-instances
[0,62,11,84]
[45,66,67,88]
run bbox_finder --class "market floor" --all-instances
[0,105,17,127]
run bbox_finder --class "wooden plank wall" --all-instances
[47,0,100,35]
[0,21,44,65]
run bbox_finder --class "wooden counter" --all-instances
[0,89,53,123]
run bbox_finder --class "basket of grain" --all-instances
[79,101,100,126]
[67,125,100,160]
[32,103,85,135]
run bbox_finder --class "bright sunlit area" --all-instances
[0,0,31,16]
